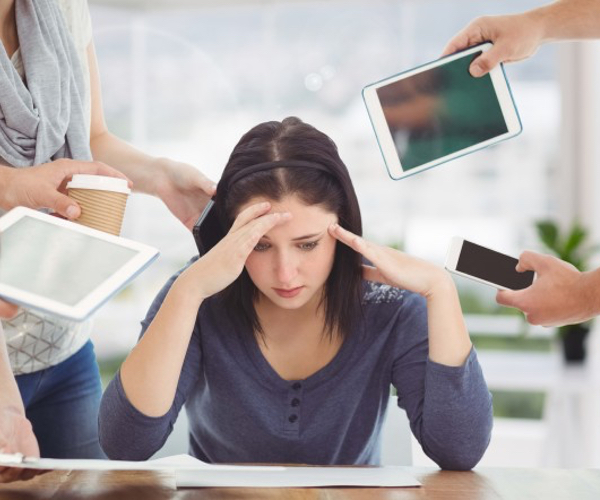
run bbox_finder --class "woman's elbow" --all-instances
[435,444,488,471]
[425,415,493,471]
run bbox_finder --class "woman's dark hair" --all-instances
[218,117,363,341]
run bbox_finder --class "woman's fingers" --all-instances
[330,223,443,295]
[193,208,291,301]
[329,223,368,252]
[332,223,413,290]
[227,201,292,259]
[329,223,384,263]
[211,210,291,264]
[234,211,292,254]
[330,223,396,279]
[229,201,273,233]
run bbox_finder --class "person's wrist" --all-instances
[581,268,600,319]
[0,405,27,424]
[172,266,211,305]
[0,166,18,210]
[424,271,457,300]
[528,2,559,44]
[148,157,173,198]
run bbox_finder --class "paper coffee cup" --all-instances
[66,174,130,236]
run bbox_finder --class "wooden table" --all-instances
[1,467,600,499]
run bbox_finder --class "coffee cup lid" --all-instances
[67,174,131,194]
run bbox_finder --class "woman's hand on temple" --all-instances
[330,223,472,366]
[329,223,452,298]
[177,202,291,302]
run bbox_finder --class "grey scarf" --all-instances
[0,0,91,167]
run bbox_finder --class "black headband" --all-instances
[224,159,333,189]
[193,159,335,255]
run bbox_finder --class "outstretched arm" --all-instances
[87,42,216,230]
[0,307,40,482]
[442,0,600,77]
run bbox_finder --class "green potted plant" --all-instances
[535,220,596,362]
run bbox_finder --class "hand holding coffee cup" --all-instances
[66,175,131,236]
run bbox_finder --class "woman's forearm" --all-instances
[0,167,15,210]
[425,275,473,367]
[120,277,204,418]
[0,328,24,414]
[89,130,166,196]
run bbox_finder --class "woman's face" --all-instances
[241,194,338,311]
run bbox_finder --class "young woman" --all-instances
[99,117,492,470]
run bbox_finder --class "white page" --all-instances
[0,453,279,472]
[176,466,421,488]
[0,453,420,488]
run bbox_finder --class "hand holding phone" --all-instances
[445,237,534,291]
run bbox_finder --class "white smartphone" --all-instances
[362,42,522,180]
[445,237,534,291]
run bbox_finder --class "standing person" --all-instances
[0,163,128,483]
[0,0,214,462]
[99,117,492,470]
[442,0,600,326]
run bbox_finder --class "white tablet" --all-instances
[362,43,522,180]
[0,207,159,321]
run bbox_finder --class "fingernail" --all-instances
[470,63,484,77]
[66,205,79,219]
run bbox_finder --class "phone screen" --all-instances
[456,240,534,290]
[376,50,509,171]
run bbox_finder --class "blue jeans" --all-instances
[15,340,105,459]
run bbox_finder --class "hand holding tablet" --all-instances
[0,208,158,321]
[363,43,522,180]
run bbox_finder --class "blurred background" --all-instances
[88,0,600,468]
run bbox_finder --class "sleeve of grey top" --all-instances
[391,292,493,470]
[99,258,202,460]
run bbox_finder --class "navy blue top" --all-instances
[99,261,492,470]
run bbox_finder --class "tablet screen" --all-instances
[376,50,508,171]
[0,217,138,306]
